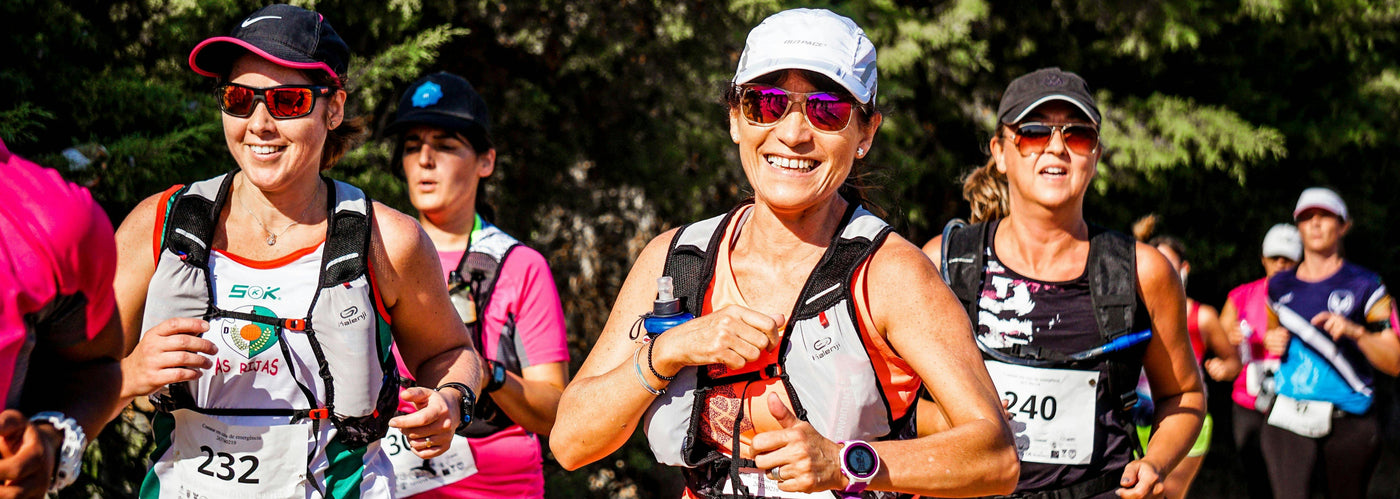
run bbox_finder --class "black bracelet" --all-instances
[646,337,676,381]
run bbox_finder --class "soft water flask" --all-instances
[644,276,693,335]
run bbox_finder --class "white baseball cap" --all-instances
[1293,187,1348,221]
[733,8,878,105]
[1261,224,1302,261]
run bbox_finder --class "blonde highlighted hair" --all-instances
[962,158,1009,223]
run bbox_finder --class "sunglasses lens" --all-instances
[805,93,853,132]
[1063,126,1100,155]
[219,85,255,117]
[742,86,790,125]
[267,87,314,118]
[1015,124,1053,153]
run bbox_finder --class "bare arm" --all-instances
[1311,295,1400,376]
[860,235,1018,496]
[372,203,484,456]
[484,362,568,436]
[1204,298,1244,382]
[551,229,786,469]
[1127,243,1206,499]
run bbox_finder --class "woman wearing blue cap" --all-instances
[552,8,1017,498]
[924,67,1205,499]
[1259,187,1399,499]
[110,5,485,498]
[379,72,569,498]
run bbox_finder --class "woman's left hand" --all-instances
[751,393,847,493]
[1116,459,1164,499]
[388,387,459,459]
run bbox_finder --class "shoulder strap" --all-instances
[454,224,523,314]
[318,179,372,287]
[1086,225,1137,343]
[942,219,988,327]
[161,173,236,269]
[661,203,748,317]
[789,203,891,321]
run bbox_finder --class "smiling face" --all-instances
[990,101,1099,215]
[728,70,881,216]
[223,54,345,193]
[401,125,495,225]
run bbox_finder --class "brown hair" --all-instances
[963,157,1009,223]
[1133,213,1188,261]
[724,70,882,213]
[308,70,366,171]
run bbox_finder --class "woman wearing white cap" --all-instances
[111,5,485,498]
[1259,187,1399,499]
[552,8,1018,498]
[924,68,1204,499]
[1211,223,1300,499]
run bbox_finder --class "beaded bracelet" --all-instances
[633,341,665,396]
[646,336,676,382]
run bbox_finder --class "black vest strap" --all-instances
[450,241,524,438]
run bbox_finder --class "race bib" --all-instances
[984,361,1098,465]
[722,468,808,499]
[383,427,477,496]
[1267,394,1333,438]
[159,410,310,499]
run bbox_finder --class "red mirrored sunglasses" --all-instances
[216,83,332,119]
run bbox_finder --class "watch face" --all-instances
[845,444,877,477]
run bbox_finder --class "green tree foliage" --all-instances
[5,0,1400,497]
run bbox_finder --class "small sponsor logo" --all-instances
[241,15,281,28]
[219,305,280,358]
[338,305,367,327]
[341,306,359,319]
[229,284,280,300]
[813,337,833,351]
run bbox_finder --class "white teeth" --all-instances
[765,154,815,171]
[1044,167,1066,175]
[250,145,280,155]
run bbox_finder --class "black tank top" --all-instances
[979,219,1147,496]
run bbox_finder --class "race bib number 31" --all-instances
[984,361,1098,465]
[161,410,310,499]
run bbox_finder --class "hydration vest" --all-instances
[142,171,399,448]
[446,222,523,437]
[940,220,1144,416]
[642,202,915,499]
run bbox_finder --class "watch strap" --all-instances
[435,382,477,431]
[30,411,85,493]
[840,440,879,494]
[485,359,508,393]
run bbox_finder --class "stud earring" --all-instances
[856,147,865,157]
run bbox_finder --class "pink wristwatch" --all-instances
[840,440,879,495]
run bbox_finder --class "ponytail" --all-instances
[962,158,1009,223]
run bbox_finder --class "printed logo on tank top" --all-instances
[1328,290,1355,316]
[227,284,282,301]
[212,305,283,376]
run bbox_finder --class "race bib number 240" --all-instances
[984,361,1099,465]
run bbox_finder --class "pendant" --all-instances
[266,234,277,246]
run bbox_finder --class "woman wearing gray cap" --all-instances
[924,67,1204,499]
[1259,187,1399,499]
[110,5,485,498]
[379,72,569,498]
[552,8,1017,498]
[1213,223,1300,499]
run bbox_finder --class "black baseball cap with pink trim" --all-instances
[188,4,349,85]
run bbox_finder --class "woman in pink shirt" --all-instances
[383,72,570,498]
[1211,223,1300,499]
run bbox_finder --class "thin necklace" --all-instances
[238,178,320,246]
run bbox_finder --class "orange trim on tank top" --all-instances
[212,239,326,269]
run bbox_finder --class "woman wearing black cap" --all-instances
[111,5,485,498]
[553,8,1017,498]
[379,72,569,498]
[923,67,1204,499]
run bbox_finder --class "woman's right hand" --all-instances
[651,305,785,376]
[1263,326,1291,356]
[120,317,218,399]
